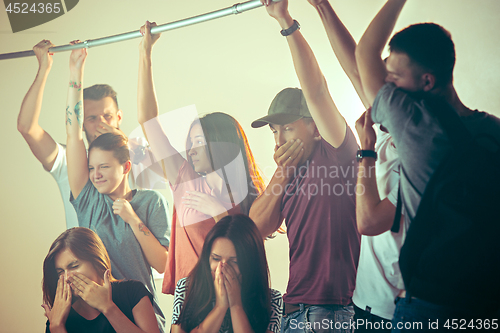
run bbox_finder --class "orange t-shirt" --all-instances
[162,161,239,294]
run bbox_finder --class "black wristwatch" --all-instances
[281,20,300,36]
[356,149,377,162]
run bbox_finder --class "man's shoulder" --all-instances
[465,110,500,136]
[317,126,357,162]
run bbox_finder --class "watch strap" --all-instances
[357,149,378,162]
[280,20,300,36]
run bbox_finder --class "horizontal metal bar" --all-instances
[0,0,278,61]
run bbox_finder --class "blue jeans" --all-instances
[281,304,355,333]
[391,295,499,332]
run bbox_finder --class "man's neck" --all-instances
[434,84,473,117]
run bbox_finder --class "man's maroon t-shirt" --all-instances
[281,126,360,305]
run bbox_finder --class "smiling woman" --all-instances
[64,45,170,332]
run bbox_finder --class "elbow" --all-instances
[154,261,166,274]
[17,120,32,137]
[138,112,158,127]
[138,114,148,126]
[354,47,364,65]
[153,251,168,274]
[357,223,373,236]
[356,214,385,236]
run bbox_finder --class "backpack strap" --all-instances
[424,97,473,148]
[391,182,402,233]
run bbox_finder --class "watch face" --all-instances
[356,150,377,162]
[356,151,363,163]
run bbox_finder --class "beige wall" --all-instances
[0,0,499,332]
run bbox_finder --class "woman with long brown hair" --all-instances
[137,21,265,295]
[171,215,282,333]
[42,227,160,333]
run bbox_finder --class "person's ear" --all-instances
[312,124,322,142]
[306,120,322,141]
[116,109,123,126]
[123,160,132,174]
[422,73,436,92]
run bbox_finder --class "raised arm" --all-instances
[263,0,346,148]
[65,42,89,200]
[355,0,406,105]
[355,109,401,235]
[17,40,59,171]
[308,0,369,108]
[138,21,185,183]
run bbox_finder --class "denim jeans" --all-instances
[281,304,355,333]
[353,305,391,333]
[391,295,499,332]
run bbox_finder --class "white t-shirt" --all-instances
[351,127,406,320]
[49,139,165,229]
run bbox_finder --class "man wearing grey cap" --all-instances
[249,0,360,332]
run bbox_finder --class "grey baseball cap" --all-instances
[251,88,312,128]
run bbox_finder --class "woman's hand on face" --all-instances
[182,191,228,218]
[42,275,72,328]
[68,270,113,313]
[214,262,229,310]
[222,262,242,308]
[112,199,138,224]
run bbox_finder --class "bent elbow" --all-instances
[154,262,166,274]
[357,217,385,236]
[17,121,31,137]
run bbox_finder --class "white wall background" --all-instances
[0,0,499,332]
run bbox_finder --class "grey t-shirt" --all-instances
[70,180,170,329]
[372,82,500,224]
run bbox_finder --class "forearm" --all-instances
[102,303,151,333]
[249,168,289,238]
[314,1,369,108]
[356,0,406,104]
[66,68,84,140]
[356,158,392,235]
[66,69,88,198]
[189,306,227,333]
[127,216,168,273]
[138,50,159,126]
[18,65,50,134]
[278,15,329,107]
[137,54,184,181]
[230,305,255,333]
[49,324,68,333]
[275,13,346,146]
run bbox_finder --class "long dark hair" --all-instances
[42,227,117,307]
[185,113,265,215]
[178,214,271,333]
